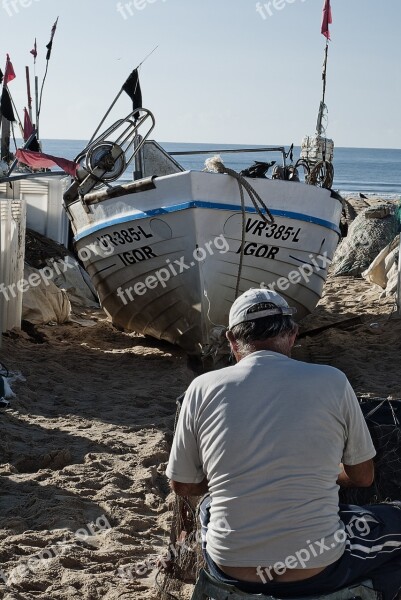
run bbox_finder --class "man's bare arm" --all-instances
[170,478,209,497]
[337,459,374,488]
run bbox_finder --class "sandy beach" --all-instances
[0,0,399,594]
[0,196,400,599]
[0,310,193,599]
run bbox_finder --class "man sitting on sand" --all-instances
[166,288,401,600]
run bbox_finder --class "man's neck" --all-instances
[236,341,291,362]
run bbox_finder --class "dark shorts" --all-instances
[200,498,401,600]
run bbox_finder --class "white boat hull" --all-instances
[66,171,342,354]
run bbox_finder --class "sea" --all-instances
[38,140,401,198]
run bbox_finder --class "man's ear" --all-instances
[226,329,238,352]
[226,330,241,363]
[226,329,235,344]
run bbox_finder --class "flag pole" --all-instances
[317,0,332,136]
[86,89,124,146]
[0,77,8,161]
[38,17,58,118]
[6,87,23,138]
[31,38,38,136]
[35,75,39,140]
[316,40,329,136]
[321,40,329,110]
[0,116,10,162]
[25,66,32,123]
[0,79,2,160]
[87,45,158,146]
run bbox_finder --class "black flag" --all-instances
[46,18,58,60]
[0,87,15,122]
[122,69,142,114]
[27,135,41,152]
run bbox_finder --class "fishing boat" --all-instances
[59,2,341,358]
[1,7,342,359]
[60,101,342,357]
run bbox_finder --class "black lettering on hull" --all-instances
[236,242,279,259]
[117,246,157,266]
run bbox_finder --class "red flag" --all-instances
[15,149,78,177]
[30,38,37,60]
[23,109,34,141]
[321,0,332,40]
[4,54,16,85]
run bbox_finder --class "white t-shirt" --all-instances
[166,351,376,568]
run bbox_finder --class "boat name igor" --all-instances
[236,243,280,259]
[117,246,157,266]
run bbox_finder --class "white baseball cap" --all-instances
[229,288,296,329]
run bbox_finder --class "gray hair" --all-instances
[230,313,298,356]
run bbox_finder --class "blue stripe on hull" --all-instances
[74,200,341,242]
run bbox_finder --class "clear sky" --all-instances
[1,0,400,148]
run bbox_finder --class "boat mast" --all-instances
[316,39,329,136]
[300,0,334,188]
[37,18,59,144]
[35,75,40,140]
[316,0,332,136]
[0,115,11,163]
[31,38,40,142]
[26,66,33,123]
[0,70,10,161]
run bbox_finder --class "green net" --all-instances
[332,204,400,277]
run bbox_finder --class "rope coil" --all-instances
[204,156,274,225]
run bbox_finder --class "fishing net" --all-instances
[155,397,205,599]
[155,497,202,599]
[332,204,400,277]
[341,398,401,505]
